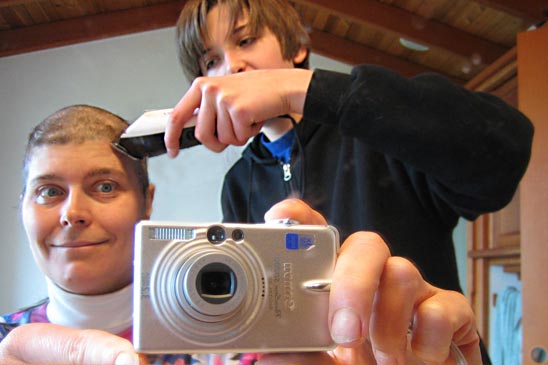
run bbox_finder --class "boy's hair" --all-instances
[22,104,149,197]
[176,0,310,81]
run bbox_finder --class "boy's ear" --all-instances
[292,45,308,66]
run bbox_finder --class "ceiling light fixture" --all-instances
[399,38,430,52]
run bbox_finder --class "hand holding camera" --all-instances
[133,199,481,364]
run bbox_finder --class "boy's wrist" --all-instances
[284,68,314,115]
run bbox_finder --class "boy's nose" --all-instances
[224,51,246,75]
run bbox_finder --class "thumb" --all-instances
[1,323,142,365]
[264,199,327,225]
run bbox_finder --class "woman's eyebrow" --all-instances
[28,168,125,184]
[86,168,125,179]
[28,174,61,185]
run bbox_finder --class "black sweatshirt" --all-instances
[221,65,534,292]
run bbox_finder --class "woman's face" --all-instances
[21,141,153,295]
[200,4,307,76]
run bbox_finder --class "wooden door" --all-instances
[518,24,548,365]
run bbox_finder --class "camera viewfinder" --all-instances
[207,225,226,244]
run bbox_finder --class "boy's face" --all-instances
[200,4,307,76]
[21,141,154,295]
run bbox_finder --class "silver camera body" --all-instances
[133,220,339,354]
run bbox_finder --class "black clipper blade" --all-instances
[114,126,201,159]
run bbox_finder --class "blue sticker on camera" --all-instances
[286,233,314,250]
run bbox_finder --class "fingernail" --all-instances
[115,352,140,365]
[331,307,362,344]
[374,350,399,365]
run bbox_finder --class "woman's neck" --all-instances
[46,278,133,334]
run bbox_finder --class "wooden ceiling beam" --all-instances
[309,29,465,84]
[0,0,36,7]
[0,1,186,57]
[474,0,548,24]
[294,0,508,66]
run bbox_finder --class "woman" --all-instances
[0,104,180,364]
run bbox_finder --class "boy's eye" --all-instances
[201,54,219,71]
[204,57,218,70]
[239,36,256,47]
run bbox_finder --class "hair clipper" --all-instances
[114,108,200,159]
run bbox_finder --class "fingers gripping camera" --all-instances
[133,221,339,354]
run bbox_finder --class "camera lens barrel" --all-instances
[180,251,248,318]
[149,226,265,344]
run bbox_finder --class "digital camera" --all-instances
[133,220,339,354]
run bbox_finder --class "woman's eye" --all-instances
[38,186,63,198]
[95,182,117,194]
[36,186,64,203]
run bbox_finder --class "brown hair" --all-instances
[176,0,310,81]
[22,104,149,197]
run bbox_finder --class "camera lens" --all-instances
[197,263,236,304]
[232,229,244,241]
[207,225,226,244]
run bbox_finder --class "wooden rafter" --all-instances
[475,0,548,24]
[293,0,508,65]
[309,29,464,83]
[0,1,186,57]
[0,0,38,7]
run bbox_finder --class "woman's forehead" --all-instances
[26,142,126,177]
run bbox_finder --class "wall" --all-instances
[0,27,354,314]
[453,219,467,293]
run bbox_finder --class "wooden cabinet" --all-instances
[467,190,521,340]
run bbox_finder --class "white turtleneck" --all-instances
[46,278,133,334]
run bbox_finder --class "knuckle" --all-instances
[383,257,422,290]
[67,330,92,363]
[344,231,387,252]
[191,76,207,89]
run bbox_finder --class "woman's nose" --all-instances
[59,191,92,227]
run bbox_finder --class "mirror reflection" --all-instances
[0,1,544,364]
